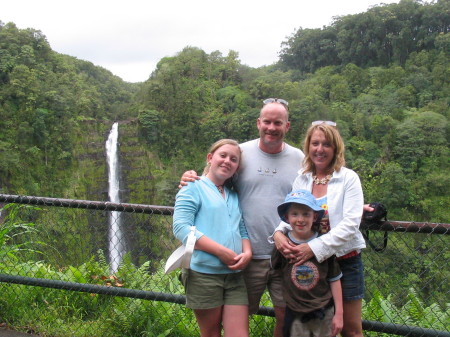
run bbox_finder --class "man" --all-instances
[182,98,301,337]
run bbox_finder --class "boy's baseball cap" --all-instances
[277,189,325,223]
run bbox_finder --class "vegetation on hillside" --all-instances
[0,21,139,197]
[1,1,449,221]
[279,0,449,73]
[0,0,448,335]
[137,0,449,221]
[0,0,448,218]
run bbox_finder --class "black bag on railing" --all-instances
[363,202,387,223]
[362,202,388,252]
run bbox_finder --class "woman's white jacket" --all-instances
[274,167,366,263]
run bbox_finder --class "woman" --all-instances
[273,122,365,337]
[173,139,252,337]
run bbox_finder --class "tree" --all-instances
[391,111,448,173]
[138,109,160,143]
[367,162,412,218]
[279,1,449,72]
[279,27,339,73]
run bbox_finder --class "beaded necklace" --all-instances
[312,174,332,185]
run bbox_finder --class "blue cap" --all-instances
[277,189,325,223]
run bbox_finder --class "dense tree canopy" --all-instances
[0,0,449,223]
[279,0,450,74]
[136,1,449,222]
[0,21,138,195]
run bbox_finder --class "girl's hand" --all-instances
[228,250,252,270]
[216,247,238,266]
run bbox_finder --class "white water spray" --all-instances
[106,122,125,273]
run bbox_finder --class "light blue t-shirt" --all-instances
[316,195,330,234]
[173,176,248,274]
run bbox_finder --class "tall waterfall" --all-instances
[106,122,125,274]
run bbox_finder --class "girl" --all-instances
[173,139,252,337]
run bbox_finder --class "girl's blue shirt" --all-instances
[173,176,248,274]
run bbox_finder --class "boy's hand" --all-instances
[331,312,343,336]
[178,170,200,188]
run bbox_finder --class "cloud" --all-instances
[2,0,403,82]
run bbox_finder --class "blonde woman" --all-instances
[273,122,365,337]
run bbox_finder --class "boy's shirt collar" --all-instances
[288,231,318,244]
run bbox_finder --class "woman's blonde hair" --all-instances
[202,139,241,186]
[303,124,346,174]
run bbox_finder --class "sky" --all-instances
[2,0,402,83]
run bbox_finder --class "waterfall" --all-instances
[106,122,125,274]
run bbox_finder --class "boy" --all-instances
[271,190,343,337]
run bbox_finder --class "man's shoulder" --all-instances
[285,143,302,152]
[285,143,304,159]
[239,139,257,149]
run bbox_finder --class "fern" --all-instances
[0,204,43,263]
[404,287,424,322]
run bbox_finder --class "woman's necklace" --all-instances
[215,184,224,194]
[312,174,332,185]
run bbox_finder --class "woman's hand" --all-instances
[178,170,200,188]
[195,236,238,266]
[273,231,296,257]
[229,239,252,270]
[273,231,315,264]
[363,204,374,212]
[291,243,314,265]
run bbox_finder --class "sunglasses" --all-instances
[312,120,337,127]
[263,98,289,110]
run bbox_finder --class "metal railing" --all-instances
[0,194,449,337]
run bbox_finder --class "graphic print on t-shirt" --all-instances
[290,261,319,290]
[257,166,278,176]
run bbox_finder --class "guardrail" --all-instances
[0,194,449,337]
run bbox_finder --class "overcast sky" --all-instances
[3,0,402,83]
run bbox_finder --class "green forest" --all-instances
[0,0,449,336]
[1,0,449,221]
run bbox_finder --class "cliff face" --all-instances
[68,119,164,206]
[50,119,172,267]
[118,119,158,206]
[68,121,111,202]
